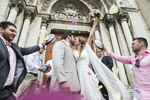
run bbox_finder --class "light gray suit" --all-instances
[50,41,80,92]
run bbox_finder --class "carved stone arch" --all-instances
[50,0,92,23]
[39,0,115,17]
[39,0,52,14]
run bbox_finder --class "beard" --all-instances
[133,48,140,53]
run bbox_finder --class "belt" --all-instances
[28,72,38,77]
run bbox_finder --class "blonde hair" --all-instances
[77,36,85,58]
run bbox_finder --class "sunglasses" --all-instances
[135,59,140,68]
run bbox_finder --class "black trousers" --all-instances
[46,77,51,91]
[99,81,109,100]
[0,86,16,100]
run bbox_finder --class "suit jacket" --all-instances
[50,41,80,92]
[101,56,113,71]
[0,38,40,93]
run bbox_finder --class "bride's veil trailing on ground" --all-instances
[85,43,130,100]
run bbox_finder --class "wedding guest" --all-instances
[16,47,45,100]
[96,49,113,100]
[45,60,53,92]
[103,37,150,100]
[0,21,46,100]
[96,49,113,71]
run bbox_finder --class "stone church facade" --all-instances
[0,0,150,99]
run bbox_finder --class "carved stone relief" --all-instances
[28,0,34,5]
[103,14,115,29]
[123,0,133,8]
[24,10,35,21]
[117,11,128,22]
[51,2,89,22]
[10,0,23,14]
[81,0,97,9]
[39,0,51,13]
[102,0,110,10]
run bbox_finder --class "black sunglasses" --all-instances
[135,59,140,68]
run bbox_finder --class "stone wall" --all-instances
[135,0,150,31]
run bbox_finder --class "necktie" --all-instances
[6,41,11,46]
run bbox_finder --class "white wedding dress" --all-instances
[74,48,101,100]
[73,44,130,100]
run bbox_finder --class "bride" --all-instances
[73,18,130,100]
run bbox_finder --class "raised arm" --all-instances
[87,17,98,46]
[103,44,132,64]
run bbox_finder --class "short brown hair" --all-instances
[0,21,17,29]
[133,37,148,48]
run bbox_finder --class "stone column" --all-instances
[38,17,50,90]
[104,14,128,85]
[33,0,38,5]
[7,0,22,23]
[0,0,10,22]
[115,20,134,88]
[95,30,101,40]
[18,10,34,47]
[93,25,101,52]
[118,12,133,55]
[39,18,50,44]
[13,9,24,43]
[128,11,150,49]
[99,21,118,76]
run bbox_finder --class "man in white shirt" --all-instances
[15,47,45,100]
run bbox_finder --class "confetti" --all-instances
[71,18,77,23]
[107,86,111,90]
[80,94,84,98]
[42,85,46,88]
[104,94,107,97]
[109,4,118,14]
[38,33,41,37]
[126,86,130,89]
[126,86,130,92]
[135,89,140,93]
[116,68,119,74]
[44,36,49,41]
[112,92,121,100]
[88,72,91,76]
[98,85,103,90]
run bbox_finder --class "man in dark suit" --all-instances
[96,49,113,100]
[96,49,113,71]
[0,21,46,100]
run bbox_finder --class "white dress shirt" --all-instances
[26,51,43,75]
[0,36,17,86]
[98,56,103,61]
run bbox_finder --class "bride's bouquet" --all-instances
[89,9,101,22]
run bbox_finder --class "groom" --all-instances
[50,33,80,99]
